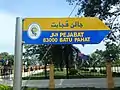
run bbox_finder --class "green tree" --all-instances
[7,55,14,65]
[0,52,9,60]
[0,52,14,65]
[90,49,105,67]
[66,1,120,77]
[66,0,120,42]
[90,43,120,67]
[23,44,52,78]
[103,42,120,63]
[23,44,81,78]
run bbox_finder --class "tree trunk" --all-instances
[106,61,114,89]
[66,59,69,79]
[93,66,95,70]
[64,45,71,79]
[44,62,47,79]
[60,64,63,71]
[60,54,63,71]
[64,51,69,79]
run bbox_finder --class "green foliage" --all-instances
[27,88,38,90]
[100,69,106,74]
[90,42,120,65]
[69,68,78,75]
[67,0,120,20]
[23,44,52,65]
[113,72,120,77]
[90,69,97,73]
[113,59,120,66]
[0,52,14,65]
[103,42,120,61]
[54,68,60,72]
[90,49,105,67]
[0,84,12,90]
[23,44,79,70]
[67,0,120,43]
[82,0,119,19]
[80,68,89,71]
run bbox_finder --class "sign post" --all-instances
[21,17,111,89]
[22,17,110,44]
[13,17,23,90]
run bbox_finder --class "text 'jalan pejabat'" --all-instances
[50,32,84,38]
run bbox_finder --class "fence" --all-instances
[0,65,120,80]
[22,65,120,80]
[0,66,13,79]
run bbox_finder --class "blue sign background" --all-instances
[22,30,109,44]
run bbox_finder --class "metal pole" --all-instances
[13,17,23,90]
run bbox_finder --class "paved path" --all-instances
[0,78,120,88]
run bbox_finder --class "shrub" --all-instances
[113,72,120,77]
[90,69,97,72]
[0,84,12,90]
[54,68,57,72]
[60,68,63,71]
[30,67,33,71]
[69,69,78,75]
[81,68,89,71]
[100,69,106,74]
[24,69,28,72]
[57,68,60,71]
[26,88,38,90]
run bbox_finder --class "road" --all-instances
[0,78,120,88]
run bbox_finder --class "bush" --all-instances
[54,68,57,72]
[57,68,60,71]
[80,68,89,71]
[69,69,78,75]
[30,67,33,71]
[60,68,63,71]
[113,72,120,77]
[54,68,61,71]
[90,69,97,72]
[0,84,12,90]
[100,69,106,74]
[24,69,28,72]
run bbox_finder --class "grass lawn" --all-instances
[54,70,66,76]
[78,71,105,76]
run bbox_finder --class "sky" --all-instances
[0,0,106,55]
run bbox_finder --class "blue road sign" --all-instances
[22,17,110,44]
